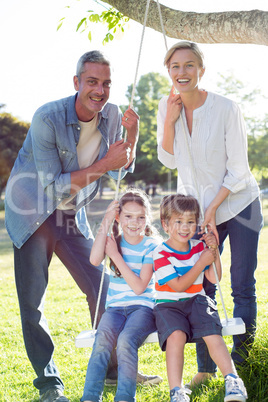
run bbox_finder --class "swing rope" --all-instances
[91,0,152,334]
[77,1,245,348]
[179,115,229,322]
[154,0,231,323]
[156,0,168,52]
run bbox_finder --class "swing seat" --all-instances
[221,317,245,336]
[75,329,159,348]
[75,330,97,348]
[75,317,246,348]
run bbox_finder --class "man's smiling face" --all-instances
[74,62,111,122]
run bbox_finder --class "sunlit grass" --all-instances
[0,197,267,401]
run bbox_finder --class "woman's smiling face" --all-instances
[168,48,205,94]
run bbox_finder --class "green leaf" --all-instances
[88,31,92,41]
[57,17,65,31]
[57,22,64,31]
[76,18,87,32]
[89,13,100,23]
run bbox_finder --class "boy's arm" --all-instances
[201,233,222,284]
[204,248,222,283]
[105,237,153,295]
[166,248,215,292]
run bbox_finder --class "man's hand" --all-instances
[103,139,132,170]
[122,107,139,140]
[122,107,139,166]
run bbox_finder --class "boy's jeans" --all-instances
[81,305,156,402]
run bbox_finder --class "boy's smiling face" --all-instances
[162,211,197,250]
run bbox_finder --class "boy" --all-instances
[153,194,247,402]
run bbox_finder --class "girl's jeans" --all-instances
[81,305,156,402]
[196,197,263,372]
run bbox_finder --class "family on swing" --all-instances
[5,41,262,402]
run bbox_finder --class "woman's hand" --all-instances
[199,186,230,244]
[166,86,183,124]
[199,205,219,244]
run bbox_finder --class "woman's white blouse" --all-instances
[157,92,259,225]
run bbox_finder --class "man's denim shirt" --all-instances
[5,94,134,249]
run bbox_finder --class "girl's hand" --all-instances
[166,86,183,124]
[105,200,119,222]
[199,247,216,266]
[105,235,119,260]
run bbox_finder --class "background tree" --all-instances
[216,73,268,183]
[0,112,29,197]
[121,72,177,192]
[64,0,268,46]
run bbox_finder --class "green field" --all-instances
[0,195,267,401]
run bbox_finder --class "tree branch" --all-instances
[102,0,268,46]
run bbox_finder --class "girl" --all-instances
[81,188,160,402]
[157,40,263,386]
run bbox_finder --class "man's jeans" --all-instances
[196,197,263,372]
[81,305,156,402]
[14,209,110,394]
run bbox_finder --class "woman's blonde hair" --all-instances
[164,41,205,69]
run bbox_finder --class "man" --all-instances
[5,51,160,402]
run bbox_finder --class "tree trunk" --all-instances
[103,0,268,46]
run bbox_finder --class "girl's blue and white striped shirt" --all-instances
[106,235,159,309]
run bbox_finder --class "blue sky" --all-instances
[1,0,268,122]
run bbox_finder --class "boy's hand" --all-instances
[199,248,216,266]
[201,232,218,249]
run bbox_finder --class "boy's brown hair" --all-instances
[160,194,200,226]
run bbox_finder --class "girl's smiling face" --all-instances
[162,210,197,250]
[119,201,147,244]
[168,48,205,95]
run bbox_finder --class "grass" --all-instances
[0,194,267,401]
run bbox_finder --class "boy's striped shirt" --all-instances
[153,240,208,303]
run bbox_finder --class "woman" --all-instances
[157,40,263,386]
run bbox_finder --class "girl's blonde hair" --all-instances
[164,41,205,69]
[110,188,157,277]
